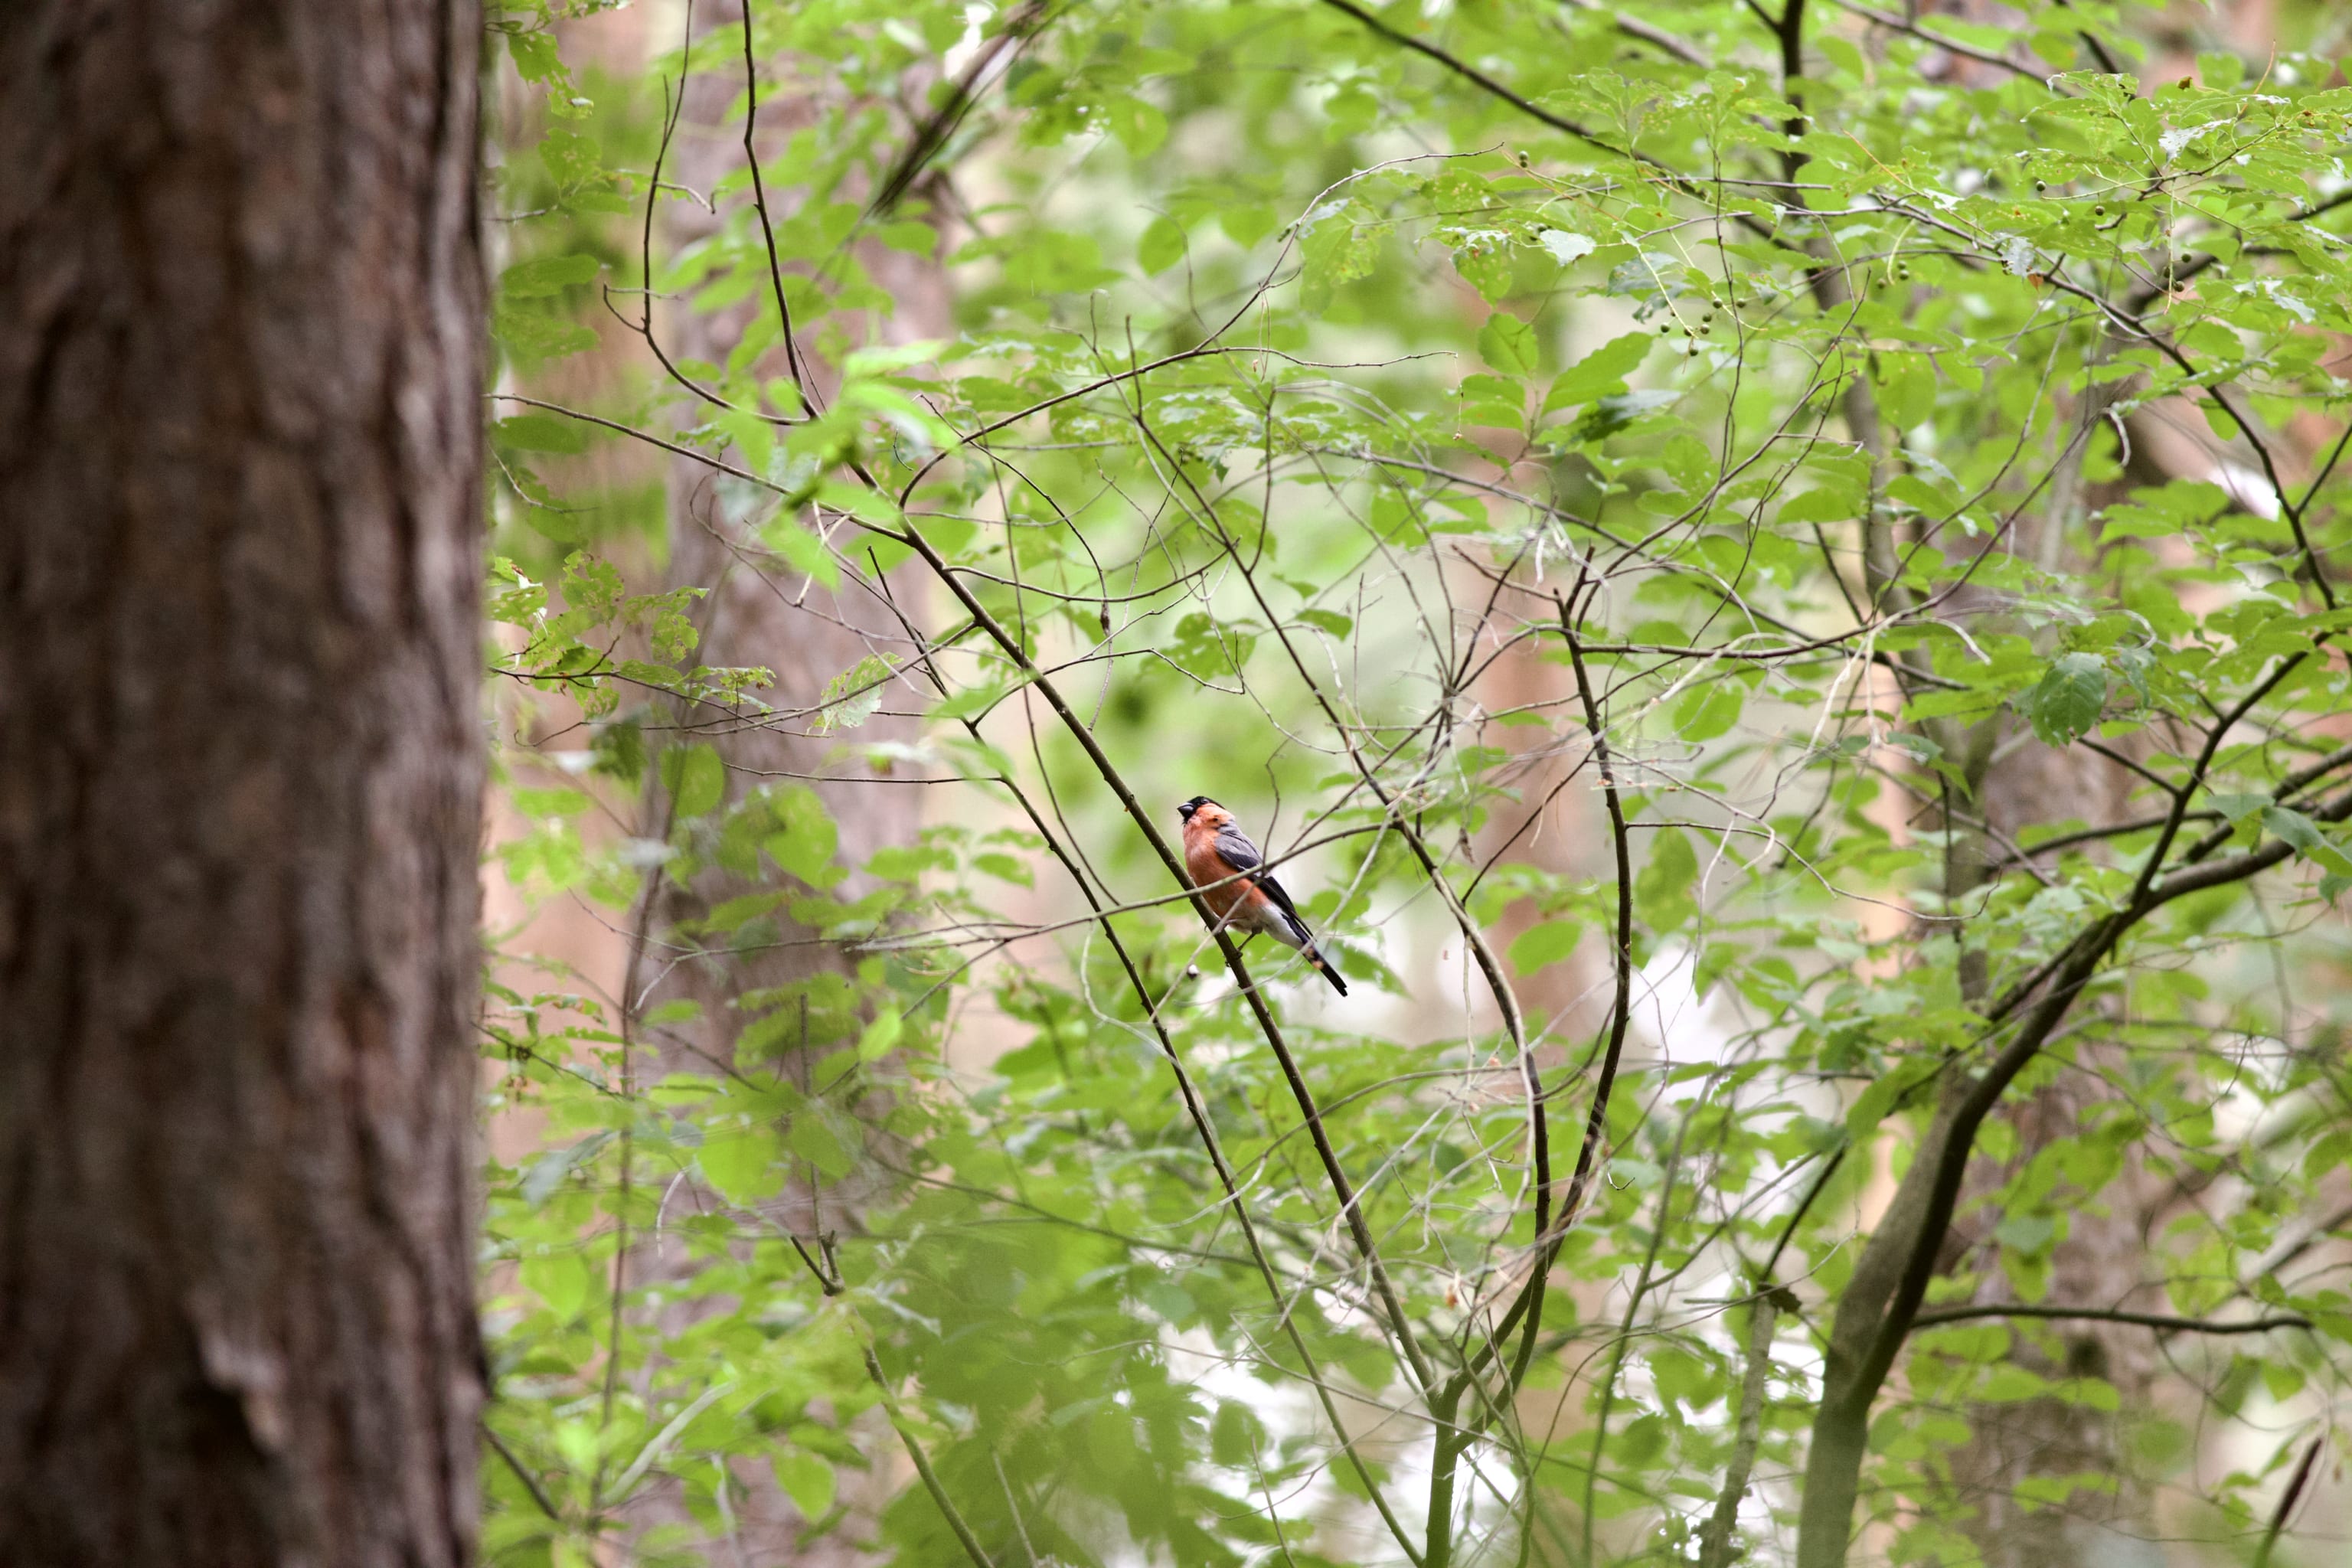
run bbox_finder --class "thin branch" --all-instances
[1697,1291,1782,1568]
[739,2,816,414]
[1521,592,1636,1383]
[869,0,1053,216]
[1825,0,2049,82]
[858,561,1429,1563]
[2252,1435,2324,1568]
[1310,0,1777,241]
[1909,1303,2313,1334]
[863,1346,1000,1568]
[485,1423,564,1522]
[851,511,1440,1557]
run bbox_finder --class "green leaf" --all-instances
[786,1112,855,1178]
[2262,806,2352,877]
[521,1253,596,1321]
[815,655,897,734]
[700,1121,785,1204]
[1328,1452,1390,1502]
[661,744,727,820]
[766,786,838,884]
[874,220,937,255]
[1210,1400,1264,1468]
[718,408,776,480]
[1138,214,1187,274]
[1778,485,1860,525]
[1220,204,1277,249]
[1672,681,1743,743]
[858,1009,903,1062]
[1543,333,1654,410]
[762,516,841,589]
[2017,653,2107,746]
[1452,235,1515,301]
[2208,792,2268,825]
[930,679,1018,722]
[1993,1211,2056,1254]
[1105,95,1168,156]
[1536,229,1596,266]
[501,253,599,298]
[1885,474,1952,514]
[1478,312,1540,377]
[773,1449,836,1521]
[1508,920,1581,974]
[1299,204,1375,309]
[1636,825,1700,930]
[972,851,1032,886]
[494,413,589,456]
[493,308,598,365]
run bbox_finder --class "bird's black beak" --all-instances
[1177,802,1196,821]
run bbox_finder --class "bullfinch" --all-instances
[1177,796,1348,995]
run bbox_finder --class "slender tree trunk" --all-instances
[0,2,487,1564]
[1798,356,2172,1563]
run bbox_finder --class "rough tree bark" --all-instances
[0,2,486,1564]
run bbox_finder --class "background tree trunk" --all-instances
[593,11,943,1562]
[0,2,487,1564]
[1934,395,2167,1568]
[650,5,939,1027]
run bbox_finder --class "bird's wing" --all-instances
[1256,873,1308,933]
[1220,822,1307,927]
[1212,821,1263,874]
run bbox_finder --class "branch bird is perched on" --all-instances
[1177,796,1348,995]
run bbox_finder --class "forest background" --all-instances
[11,0,2352,1565]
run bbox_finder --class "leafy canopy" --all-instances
[475,1,2352,1564]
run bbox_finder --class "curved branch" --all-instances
[1524,593,1637,1388]
[1795,777,2352,1568]
[857,561,1431,1564]
[876,511,1441,1397]
[739,2,817,414]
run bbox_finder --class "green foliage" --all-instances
[478,1,2352,1564]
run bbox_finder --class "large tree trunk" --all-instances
[0,3,487,1564]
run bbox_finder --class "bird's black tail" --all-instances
[1305,942,1348,996]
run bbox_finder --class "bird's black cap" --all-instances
[1178,795,1216,820]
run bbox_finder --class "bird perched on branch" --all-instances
[1177,796,1348,995]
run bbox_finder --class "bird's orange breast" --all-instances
[1184,827,1250,923]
